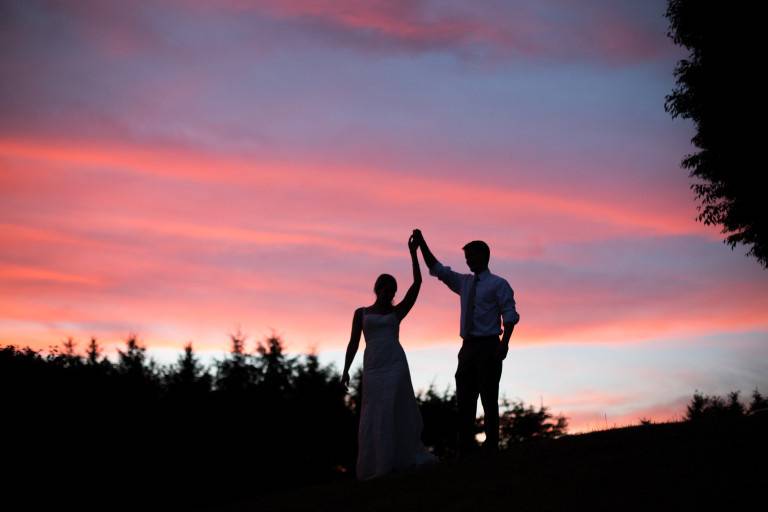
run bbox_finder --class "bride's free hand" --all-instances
[341,370,350,389]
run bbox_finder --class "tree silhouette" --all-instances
[255,334,295,396]
[293,350,356,473]
[214,329,255,395]
[748,389,768,414]
[116,334,155,378]
[165,342,212,398]
[497,398,568,447]
[416,385,459,457]
[61,336,79,366]
[1,335,360,510]
[685,390,752,423]
[665,0,766,267]
[85,336,102,365]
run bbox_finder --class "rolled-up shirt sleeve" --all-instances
[497,280,520,325]
[429,261,463,295]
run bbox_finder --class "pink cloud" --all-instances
[208,0,674,63]
[0,136,712,243]
[8,1,674,65]
[4,133,766,355]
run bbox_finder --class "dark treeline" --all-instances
[1,334,568,510]
[685,389,768,422]
[4,334,766,510]
[2,333,353,511]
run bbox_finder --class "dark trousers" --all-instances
[455,335,502,455]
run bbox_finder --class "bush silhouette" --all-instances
[497,398,568,447]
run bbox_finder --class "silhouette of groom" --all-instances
[412,229,520,457]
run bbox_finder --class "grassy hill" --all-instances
[206,415,766,512]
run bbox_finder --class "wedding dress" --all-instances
[356,310,437,480]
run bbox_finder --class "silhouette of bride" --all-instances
[341,234,437,479]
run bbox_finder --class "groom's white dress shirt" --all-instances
[429,262,520,339]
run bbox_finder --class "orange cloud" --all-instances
[0,263,104,286]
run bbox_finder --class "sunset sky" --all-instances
[2,0,767,432]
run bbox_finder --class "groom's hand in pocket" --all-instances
[496,342,509,361]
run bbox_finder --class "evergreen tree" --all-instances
[86,337,102,365]
[166,342,212,397]
[214,329,254,394]
[748,389,768,414]
[255,335,294,397]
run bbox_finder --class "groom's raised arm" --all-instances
[413,229,462,295]
[413,229,438,271]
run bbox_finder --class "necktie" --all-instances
[464,274,478,338]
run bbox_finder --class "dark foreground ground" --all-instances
[204,415,766,512]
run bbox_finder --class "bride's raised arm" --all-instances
[394,235,422,321]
